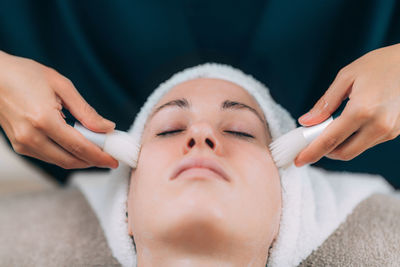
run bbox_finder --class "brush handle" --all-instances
[65,117,107,148]
[302,98,349,144]
[303,116,333,143]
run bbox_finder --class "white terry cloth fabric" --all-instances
[71,63,393,267]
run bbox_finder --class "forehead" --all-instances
[157,78,261,110]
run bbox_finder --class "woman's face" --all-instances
[128,78,281,259]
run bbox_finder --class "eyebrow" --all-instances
[221,100,267,127]
[150,98,267,127]
[151,98,190,118]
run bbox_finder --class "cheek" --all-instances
[129,138,182,221]
[246,148,280,205]
[230,144,281,227]
[136,137,183,176]
[230,144,279,187]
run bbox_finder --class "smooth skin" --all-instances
[295,43,400,167]
[0,51,118,169]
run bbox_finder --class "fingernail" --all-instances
[296,162,304,167]
[111,161,119,169]
[103,118,116,129]
[299,112,312,123]
[294,157,304,167]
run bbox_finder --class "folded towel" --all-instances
[299,193,400,266]
[72,63,393,267]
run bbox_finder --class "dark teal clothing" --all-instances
[1,1,399,186]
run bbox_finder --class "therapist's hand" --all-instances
[294,43,400,167]
[0,51,119,169]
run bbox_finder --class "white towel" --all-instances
[71,63,393,267]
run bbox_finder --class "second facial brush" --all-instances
[269,98,349,168]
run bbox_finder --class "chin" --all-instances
[157,203,233,253]
[155,193,226,230]
[170,176,231,199]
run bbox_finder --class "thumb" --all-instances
[54,78,115,133]
[298,70,353,126]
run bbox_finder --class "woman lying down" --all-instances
[1,64,399,267]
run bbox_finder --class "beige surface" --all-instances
[299,194,400,266]
[0,134,56,196]
[0,187,120,266]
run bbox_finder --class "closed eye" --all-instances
[156,129,184,136]
[224,130,254,138]
[156,129,254,139]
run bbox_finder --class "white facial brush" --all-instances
[269,98,349,168]
[66,117,140,168]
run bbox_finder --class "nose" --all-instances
[183,122,220,154]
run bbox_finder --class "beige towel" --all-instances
[0,187,119,267]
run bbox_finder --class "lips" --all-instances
[171,157,229,182]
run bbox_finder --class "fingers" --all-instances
[325,116,400,161]
[24,138,91,170]
[299,67,354,126]
[6,124,91,169]
[29,111,119,168]
[47,68,115,133]
[294,109,362,167]
[324,125,380,161]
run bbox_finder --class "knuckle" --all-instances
[70,143,84,156]
[11,142,27,155]
[56,161,68,169]
[315,96,327,110]
[82,102,95,115]
[59,162,73,169]
[337,66,352,80]
[43,66,60,80]
[321,136,339,152]
[375,117,395,136]
[339,151,354,161]
[49,69,75,91]
[29,134,41,147]
[28,111,49,130]
[44,66,57,75]
[13,125,32,146]
[60,76,74,88]
[354,106,375,121]
[387,132,398,141]
[385,127,399,140]
[46,66,63,79]
[330,149,353,161]
[311,96,331,117]
[59,158,81,169]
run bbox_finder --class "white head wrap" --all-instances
[73,63,392,267]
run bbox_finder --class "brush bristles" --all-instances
[269,127,308,168]
[103,131,140,168]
